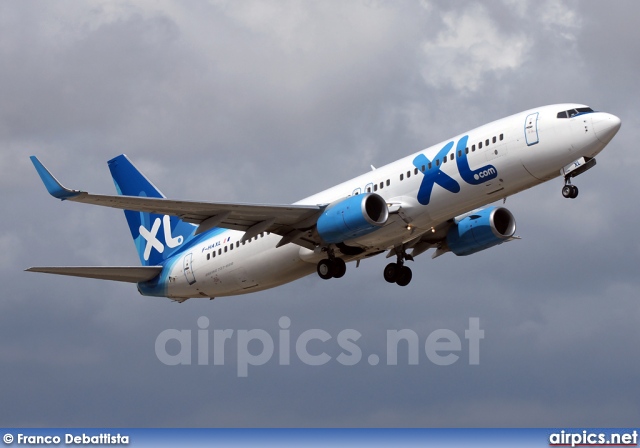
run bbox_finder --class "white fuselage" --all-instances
[152,104,619,299]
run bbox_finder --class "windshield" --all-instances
[557,107,594,118]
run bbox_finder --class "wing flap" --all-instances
[25,266,163,283]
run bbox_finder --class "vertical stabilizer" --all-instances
[107,155,197,266]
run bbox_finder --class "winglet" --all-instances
[30,156,81,200]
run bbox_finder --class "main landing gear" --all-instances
[316,246,414,286]
[383,250,413,287]
[317,256,346,280]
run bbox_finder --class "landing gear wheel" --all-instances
[317,258,347,280]
[317,259,333,280]
[395,266,413,286]
[384,263,399,283]
[570,185,579,198]
[562,183,579,199]
[332,258,347,279]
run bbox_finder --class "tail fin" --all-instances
[108,155,197,266]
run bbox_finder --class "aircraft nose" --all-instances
[592,112,621,144]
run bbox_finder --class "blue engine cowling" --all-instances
[316,193,389,244]
[447,206,516,256]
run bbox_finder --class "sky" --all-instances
[1,0,639,427]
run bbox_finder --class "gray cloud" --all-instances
[1,0,639,427]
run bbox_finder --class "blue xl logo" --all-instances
[413,135,498,205]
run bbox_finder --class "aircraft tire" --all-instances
[570,185,579,199]
[396,266,413,287]
[317,259,334,280]
[383,263,399,283]
[332,258,347,278]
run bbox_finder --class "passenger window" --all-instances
[465,147,469,154]
[442,156,447,164]
[472,144,476,152]
[380,182,384,189]
[386,179,390,186]
[428,162,432,170]
[485,139,489,146]
[224,246,227,253]
[450,153,454,161]
[492,136,496,144]
[479,142,483,149]
[458,150,462,157]
[499,133,504,141]
[207,253,210,260]
[436,159,440,167]
[213,252,216,258]
[236,241,239,248]
[421,165,425,172]
[367,187,371,192]
[414,168,418,175]
[218,249,222,255]
[400,173,404,181]
[373,184,377,192]
[406,171,411,178]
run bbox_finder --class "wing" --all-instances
[30,156,324,249]
[25,266,163,283]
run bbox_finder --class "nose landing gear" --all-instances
[561,156,597,199]
[562,182,579,199]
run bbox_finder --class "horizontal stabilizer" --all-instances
[25,266,163,283]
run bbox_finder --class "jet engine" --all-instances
[447,206,516,256]
[316,193,389,244]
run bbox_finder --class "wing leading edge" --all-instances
[29,156,324,249]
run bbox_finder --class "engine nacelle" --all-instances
[316,193,389,244]
[447,206,516,256]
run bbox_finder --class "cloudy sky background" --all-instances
[1,0,639,427]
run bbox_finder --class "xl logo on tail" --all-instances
[413,135,498,205]
[139,215,184,261]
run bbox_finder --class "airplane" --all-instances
[27,104,621,302]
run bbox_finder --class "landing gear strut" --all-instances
[562,178,579,199]
[316,248,347,280]
[561,157,596,199]
[383,249,413,286]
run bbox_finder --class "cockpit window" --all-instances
[557,107,594,119]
